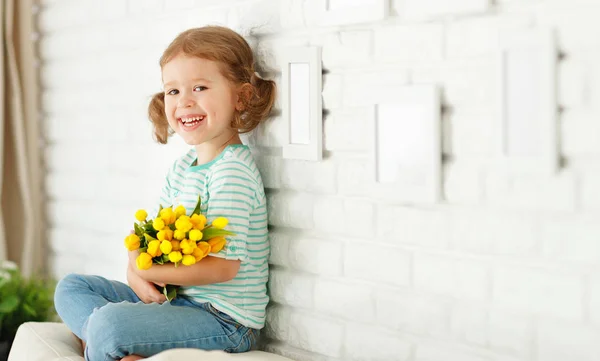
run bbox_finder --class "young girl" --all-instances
[53,26,276,361]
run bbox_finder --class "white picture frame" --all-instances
[496,27,559,174]
[369,85,441,204]
[317,0,389,26]
[281,47,323,161]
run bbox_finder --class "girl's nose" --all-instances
[177,94,194,108]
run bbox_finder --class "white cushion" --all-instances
[8,322,293,361]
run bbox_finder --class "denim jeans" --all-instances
[54,274,259,361]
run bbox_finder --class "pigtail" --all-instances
[148,92,171,144]
[234,73,276,133]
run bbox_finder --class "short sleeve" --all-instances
[152,163,174,217]
[206,161,258,261]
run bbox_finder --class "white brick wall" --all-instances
[38,0,600,360]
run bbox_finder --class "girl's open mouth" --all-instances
[178,115,205,131]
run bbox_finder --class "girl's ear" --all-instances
[236,83,253,111]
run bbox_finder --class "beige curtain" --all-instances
[1,0,42,277]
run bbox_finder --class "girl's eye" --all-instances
[194,86,207,92]
[167,89,179,95]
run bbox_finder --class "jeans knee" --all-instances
[54,274,84,310]
[85,303,128,356]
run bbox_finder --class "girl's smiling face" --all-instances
[162,55,239,148]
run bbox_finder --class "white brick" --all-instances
[588,277,600,326]
[401,0,489,20]
[288,311,344,357]
[48,201,132,235]
[45,114,129,143]
[288,237,343,277]
[537,320,600,361]
[375,24,443,63]
[322,73,343,109]
[345,325,412,361]
[377,206,450,249]
[492,266,583,321]
[536,4,600,53]
[541,216,600,264]
[446,15,531,59]
[264,344,331,361]
[324,107,371,152]
[342,68,409,106]
[317,31,372,68]
[344,243,411,286]
[267,193,315,229]
[414,253,489,301]
[414,343,492,361]
[127,0,163,14]
[49,228,124,261]
[581,171,600,211]
[451,210,537,255]
[313,198,375,238]
[266,231,291,267]
[269,270,315,308]
[46,172,156,205]
[562,109,600,156]
[163,0,195,10]
[280,0,307,29]
[376,290,450,337]
[447,112,494,156]
[265,305,291,342]
[254,154,282,189]
[488,309,533,359]
[450,303,487,347]
[485,170,577,212]
[281,158,337,194]
[443,161,484,205]
[337,158,370,198]
[557,52,600,109]
[251,115,287,148]
[314,279,374,322]
[228,0,280,35]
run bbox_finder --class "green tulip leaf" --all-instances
[192,196,202,216]
[201,228,235,241]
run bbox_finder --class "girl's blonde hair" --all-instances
[148,26,276,144]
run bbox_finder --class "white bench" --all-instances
[8,322,293,361]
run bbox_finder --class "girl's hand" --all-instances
[127,264,167,304]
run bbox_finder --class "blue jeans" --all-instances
[54,274,259,361]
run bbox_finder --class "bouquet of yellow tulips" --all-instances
[124,196,234,300]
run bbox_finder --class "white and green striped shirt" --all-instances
[157,144,269,329]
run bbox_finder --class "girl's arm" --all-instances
[129,250,240,286]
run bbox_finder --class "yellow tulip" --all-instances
[168,251,182,263]
[173,229,186,240]
[193,242,211,262]
[174,205,187,218]
[157,230,167,241]
[207,236,226,253]
[175,216,193,232]
[124,234,140,251]
[147,240,162,257]
[191,214,207,230]
[182,255,196,266]
[136,253,153,270]
[160,207,176,225]
[135,210,148,222]
[171,240,181,252]
[212,217,228,229]
[188,229,203,241]
[163,228,174,241]
[159,240,172,254]
[180,239,196,255]
[153,218,165,231]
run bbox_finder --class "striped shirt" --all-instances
[156,144,269,329]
